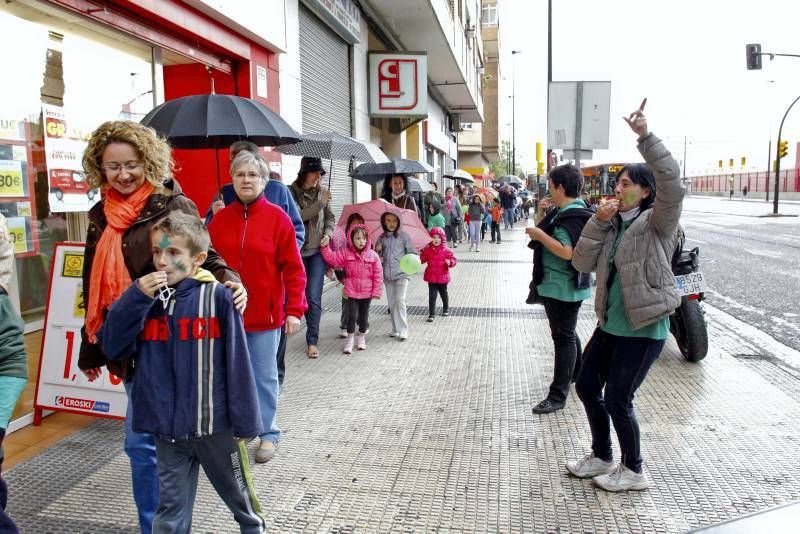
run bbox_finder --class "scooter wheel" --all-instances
[671,297,708,362]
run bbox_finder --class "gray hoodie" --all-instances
[377,213,417,281]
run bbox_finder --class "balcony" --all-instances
[361,0,484,122]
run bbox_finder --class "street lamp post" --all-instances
[511,49,522,176]
[773,94,800,214]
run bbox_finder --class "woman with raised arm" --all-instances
[567,100,684,492]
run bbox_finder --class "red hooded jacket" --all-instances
[208,195,307,332]
[420,226,457,284]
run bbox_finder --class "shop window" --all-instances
[0,3,154,324]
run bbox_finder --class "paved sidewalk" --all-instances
[7,224,800,532]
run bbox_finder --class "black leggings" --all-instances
[428,283,449,316]
[346,298,371,334]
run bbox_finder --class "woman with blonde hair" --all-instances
[78,120,246,533]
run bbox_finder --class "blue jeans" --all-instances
[302,251,326,346]
[468,221,481,245]
[124,380,158,534]
[246,329,281,442]
[575,329,665,473]
[503,208,514,228]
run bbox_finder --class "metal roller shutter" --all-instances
[299,5,352,216]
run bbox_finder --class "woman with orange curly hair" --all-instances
[78,120,246,533]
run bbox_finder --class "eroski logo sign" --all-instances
[55,395,111,413]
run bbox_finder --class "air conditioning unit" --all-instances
[449,113,463,133]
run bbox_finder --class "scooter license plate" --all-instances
[674,272,707,296]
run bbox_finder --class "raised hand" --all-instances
[623,98,648,137]
[596,198,620,222]
[138,271,168,298]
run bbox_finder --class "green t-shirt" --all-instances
[536,199,592,303]
[427,212,446,230]
[600,219,670,340]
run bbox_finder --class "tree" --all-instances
[488,140,523,178]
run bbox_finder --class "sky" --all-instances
[499,0,800,176]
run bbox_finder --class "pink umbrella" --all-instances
[338,199,430,251]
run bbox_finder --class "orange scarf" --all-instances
[85,183,156,342]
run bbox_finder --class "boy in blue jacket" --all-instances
[100,212,265,533]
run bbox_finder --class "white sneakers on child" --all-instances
[343,334,354,354]
[339,328,348,338]
[356,333,366,350]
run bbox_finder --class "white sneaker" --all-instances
[476,247,480,252]
[469,243,474,251]
[398,333,408,341]
[566,452,614,478]
[339,329,348,338]
[593,463,650,492]
[387,331,398,337]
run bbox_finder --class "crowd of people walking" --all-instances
[0,99,686,532]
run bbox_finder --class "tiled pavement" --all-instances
[7,224,800,532]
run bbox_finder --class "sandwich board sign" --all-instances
[34,242,126,424]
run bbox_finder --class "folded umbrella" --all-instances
[337,199,430,251]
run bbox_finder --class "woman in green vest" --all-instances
[567,100,683,492]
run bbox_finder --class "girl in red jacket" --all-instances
[321,224,383,354]
[420,226,457,322]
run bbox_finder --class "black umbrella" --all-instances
[140,94,301,149]
[351,158,434,184]
[497,174,524,187]
[406,177,433,193]
[273,132,389,188]
[140,93,301,190]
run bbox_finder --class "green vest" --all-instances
[536,200,592,303]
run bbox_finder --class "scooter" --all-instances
[669,228,709,362]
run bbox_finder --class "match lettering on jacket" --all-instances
[140,317,222,341]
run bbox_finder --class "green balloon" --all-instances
[399,253,422,275]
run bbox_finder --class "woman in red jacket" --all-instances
[208,150,307,463]
[420,226,457,322]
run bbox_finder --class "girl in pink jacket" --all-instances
[420,226,457,322]
[321,223,383,353]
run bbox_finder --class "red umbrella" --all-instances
[338,199,430,251]
[474,186,497,200]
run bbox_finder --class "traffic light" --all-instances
[778,140,789,159]
[746,43,762,70]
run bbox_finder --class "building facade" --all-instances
[1,0,285,431]
[457,0,500,181]
[2,0,484,432]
